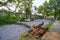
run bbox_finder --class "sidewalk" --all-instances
[42,21,60,40]
[49,21,60,33]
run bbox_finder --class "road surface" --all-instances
[0,19,49,40]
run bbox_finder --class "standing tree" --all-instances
[0,0,33,21]
[37,1,51,18]
[37,0,60,19]
[49,0,60,19]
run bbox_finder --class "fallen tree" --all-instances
[18,21,54,40]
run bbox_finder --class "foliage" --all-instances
[49,0,60,19]
[37,0,60,19]
[25,7,31,19]
[37,1,52,16]
[58,20,60,22]
[18,32,40,40]
[0,11,26,22]
[0,21,16,26]
[44,21,54,29]
[18,32,27,40]
[19,17,25,22]
[31,18,34,21]
[0,11,15,20]
[0,0,33,22]
[0,11,25,26]
[0,0,33,14]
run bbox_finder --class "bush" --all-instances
[31,18,34,21]
[19,17,25,22]
[0,20,16,26]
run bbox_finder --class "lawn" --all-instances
[44,21,54,29]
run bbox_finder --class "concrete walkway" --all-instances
[42,21,60,40]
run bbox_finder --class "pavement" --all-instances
[49,21,60,33]
[0,24,28,40]
[19,19,49,26]
[0,19,49,40]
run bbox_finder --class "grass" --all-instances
[18,32,27,40]
[58,20,60,22]
[18,21,54,40]
[44,21,54,29]
[18,32,40,40]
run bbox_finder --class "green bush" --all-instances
[31,18,34,21]
[58,20,60,22]
[19,17,25,22]
[0,21,16,26]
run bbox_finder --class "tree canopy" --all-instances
[0,0,33,21]
[37,0,60,19]
[0,0,33,13]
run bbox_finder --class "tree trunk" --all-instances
[59,13,60,19]
[54,12,56,19]
[54,7,57,20]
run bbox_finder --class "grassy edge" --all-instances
[18,32,39,40]
[58,20,60,22]
[0,22,16,26]
[18,21,54,40]
[44,21,54,29]
[18,32,27,40]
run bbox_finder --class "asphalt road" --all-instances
[0,19,49,40]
